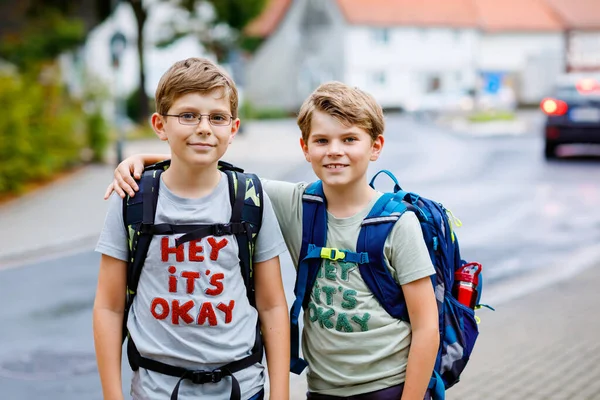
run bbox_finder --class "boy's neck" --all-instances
[162,159,221,199]
[322,180,377,218]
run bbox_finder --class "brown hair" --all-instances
[155,57,239,118]
[297,81,384,142]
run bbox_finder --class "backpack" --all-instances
[290,170,487,399]
[122,159,264,400]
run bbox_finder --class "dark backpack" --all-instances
[122,159,264,400]
[290,170,488,400]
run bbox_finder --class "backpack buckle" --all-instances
[190,369,222,384]
[213,224,225,236]
[139,223,153,234]
[320,247,345,261]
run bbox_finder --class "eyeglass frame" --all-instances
[161,112,234,127]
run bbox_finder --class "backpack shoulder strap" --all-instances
[289,181,328,374]
[222,169,263,308]
[122,167,164,342]
[358,179,414,321]
[296,180,327,309]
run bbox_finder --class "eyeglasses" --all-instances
[162,112,233,126]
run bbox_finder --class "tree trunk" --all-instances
[129,0,148,122]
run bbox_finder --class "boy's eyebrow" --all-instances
[171,106,231,114]
[311,130,363,138]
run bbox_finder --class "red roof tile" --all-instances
[245,0,292,37]
[245,0,599,37]
[475,0,564,32]
[337,0,479,27]
[545,0,600,30]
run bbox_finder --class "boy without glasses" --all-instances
[108,82,439,399]
[93,57,290,400]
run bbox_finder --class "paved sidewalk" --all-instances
[284,263,600,400]
[447,263,600,400]
[0,118,304,268]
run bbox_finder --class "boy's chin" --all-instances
[319,176,351,187]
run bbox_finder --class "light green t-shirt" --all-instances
[263,180,436,396]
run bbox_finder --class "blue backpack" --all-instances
[289,170,486,399]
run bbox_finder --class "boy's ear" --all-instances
[300,137,310,162]
[229,118,240,144]
[151,113,168,141]
[370,135,384,161]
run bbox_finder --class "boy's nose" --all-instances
[327,142,343,156]
[196,117,212,135]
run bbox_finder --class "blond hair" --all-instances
[155,57,239,118]
[297,81,384,142]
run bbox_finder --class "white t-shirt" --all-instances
[263,180,436,397]
[96,172,287,400]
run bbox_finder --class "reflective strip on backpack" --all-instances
[361,213,402,226]
[302,194,324,203]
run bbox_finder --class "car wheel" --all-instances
[544,141,557,159]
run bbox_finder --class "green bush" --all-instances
[86,111,110,163]
[468,110,516,123]
[239,100,291,120]
[0,71,84,194]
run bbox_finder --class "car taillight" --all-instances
[541,98,568,116]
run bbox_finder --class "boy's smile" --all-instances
[301,110,383,188]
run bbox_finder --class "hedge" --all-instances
[0,71,88,194]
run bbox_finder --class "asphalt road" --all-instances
[1,114,599,399]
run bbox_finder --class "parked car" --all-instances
[541,74,600,159]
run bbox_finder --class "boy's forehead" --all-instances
[170,89,231,110]
[309,110,368,136]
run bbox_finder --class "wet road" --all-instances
[1,114,599,399]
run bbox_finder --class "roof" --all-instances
[474,0,564,32]
[244,0,292,38]
[336,0,478,28]
[545,0,600,30]
[246,0,599,37]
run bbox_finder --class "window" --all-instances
[453,29,461,42]
[425,75,441,93]
[372,28,390,44]
[372,71,387,85]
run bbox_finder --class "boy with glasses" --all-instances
[93,57,290,400]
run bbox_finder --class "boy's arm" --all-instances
[253,256,290,400]
[104,153,171,199]
[400,276,439,400]
[93,254,127,400]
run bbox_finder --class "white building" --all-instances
[63,2,207,100]
[244,0,596,112]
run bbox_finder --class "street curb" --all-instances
[0,234,100,271]
[481,243,600,306]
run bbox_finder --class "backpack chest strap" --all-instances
[303,244,369,264]
[137,222,251,247]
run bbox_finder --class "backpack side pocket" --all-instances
[440,294,479,388]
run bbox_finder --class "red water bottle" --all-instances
[453,262,482,309]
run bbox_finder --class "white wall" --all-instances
[344,27,479,108]
[569,31,600,70]
[478,32,564,72]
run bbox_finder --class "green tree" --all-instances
[0,10,85,72]
[0,0,113,72]
[123,0,267,122]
